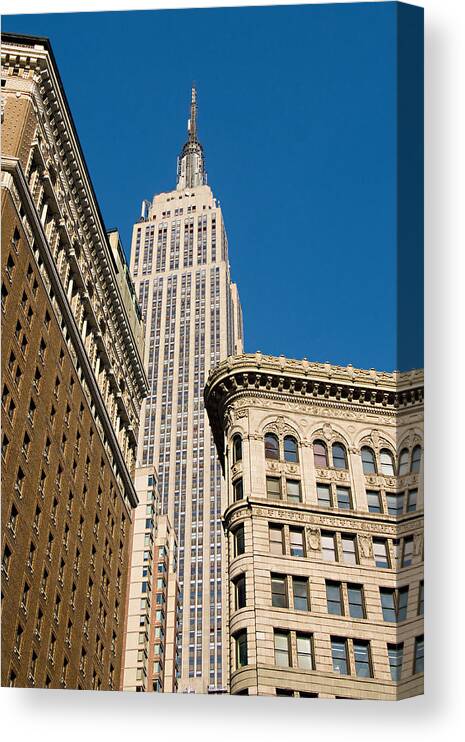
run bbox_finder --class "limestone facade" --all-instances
[205,352,424,699]
[1,33,147,690]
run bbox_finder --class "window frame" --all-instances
[332,442,348,470]
[283,435,299,463]
[264,433,279,461]
[313,440,328,468]
[271,574,288,609]
[361,446,377,474]
[232,434,242,464]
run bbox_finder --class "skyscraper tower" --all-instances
[127,88,243,693]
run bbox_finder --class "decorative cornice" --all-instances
[223,497,423,537]
[205,353,424,468]
[2,156,139,509]
[1,37,148,404]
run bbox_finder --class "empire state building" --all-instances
[125,88,243,693]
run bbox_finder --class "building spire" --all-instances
[188,85,197,142]
[177,85,207,190]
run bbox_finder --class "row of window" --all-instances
[255,573,424,622]
[234,475,418,515]
[234,629,424,680]
[232,433,422,476]
[231,522,420,569]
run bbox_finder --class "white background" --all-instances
[1,1,464,740]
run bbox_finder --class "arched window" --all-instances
[284,436,299,463]
[332,442,347,470]
[380,449,395,476]
[361,446,377,474]
[264,433,279,460]
[233,434,242,464]
[411,445,422,473]
[398,448,409,476]
[313,440,328,468]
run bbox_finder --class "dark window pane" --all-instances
[331,638,348,674]
[284,436,299,463]
[361,446,377,474]
[313,441,328,468]
[411,446,422,473]
[348,585,365,619]
[353,641,372,678]
[332,443,347,469]
[265,434,279,460]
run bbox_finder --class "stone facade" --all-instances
[205,352,424,699]
[1,33,147,690]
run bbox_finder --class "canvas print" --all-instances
[1,2,424,699]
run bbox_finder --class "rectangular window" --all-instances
[292,577,309,611]
[397,586,409,620]
[418,581,424,616]
[326,581,343,615]
[271,575,288,608]
[386,493,404,516]
[353,640,372,678]
[296,633,314,670]
[286,479,301,503]
[407,489,418,512]
[235,574,246,610]
[402,537,414,567]
[380,587,408,622]
[388,643,404,681]
[336,487,352,510]
[373,539,390,568]
[235,630,247,669]
[266,477,281,500]
[317,483,331,508]
[233,478,243,501]
[380,589,396,622]
[289,528,305,557]
[366,490,381,513]
[347,584,365,619]
[341,535,357,565]
[234,524,245,556]
[414,635,424,674]
[321,532,337,561]
[331,637,348,675]
[274,631,290,668]
[269,525,284,555]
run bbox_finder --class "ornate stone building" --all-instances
[205,353,424,699]
[1,33,147,690]
[126,87,243,693]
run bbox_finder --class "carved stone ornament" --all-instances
[223,407,233,431]
[308,528,321,551]
[322,424,333,441]
[371,431,380,449]
[276,416,286,436]
[413,533,423,556]
[359,534,373,558]
[236,408,248,419]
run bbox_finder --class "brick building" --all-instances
[1,33,147,690]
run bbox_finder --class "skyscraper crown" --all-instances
[176,86,207,190]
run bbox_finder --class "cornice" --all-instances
[1,40,148,402]
[223,497,423,537]
[205,353,424,467]
[2,157,139,509]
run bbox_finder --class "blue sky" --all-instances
[3,2,423,371]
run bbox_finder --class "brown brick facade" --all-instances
[1,34,147,690]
